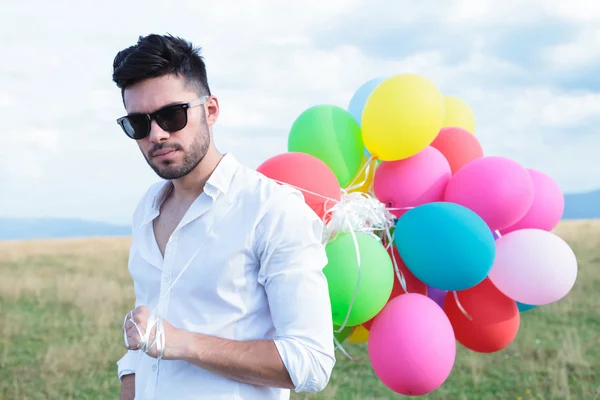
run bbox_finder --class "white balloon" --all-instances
[488,229,578,306]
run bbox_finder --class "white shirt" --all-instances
[116,153,336,400]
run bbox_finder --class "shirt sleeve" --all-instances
[116,183,160,381]
[117,350,138,381]
[255,185,336,393]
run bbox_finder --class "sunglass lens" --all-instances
[122,115,150,139]
[155,106,188,132]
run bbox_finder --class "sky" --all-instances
[1,0,599,225]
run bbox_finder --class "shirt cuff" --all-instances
[273,336,335,393]
[117,350,138,381]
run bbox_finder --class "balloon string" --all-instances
[383,228,408,294]
[344,156,378,192]
[265,176,409,337]
[267,177,412,215]
[333,211,362,334]
[122,197,235,360]
[122,310,166,359]
[334,336,362,362]
[452,291,473,321]
[343,156,372,191]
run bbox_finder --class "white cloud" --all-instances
[0,93,14,107]
[446,0,541,24]
[542,27,600,70]
[0,129,61,180]
[541,0,600,23]
[0,0,598,224]
[538,91,600,127]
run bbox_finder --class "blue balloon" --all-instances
[517,302,536,312]
[347,77,386,126]
[348,77,385,159]
[394,202,496,291]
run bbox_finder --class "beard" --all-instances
[143,124,210,180]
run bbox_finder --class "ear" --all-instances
[205,96,219,126]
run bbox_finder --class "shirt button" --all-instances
[152,364,157,372]
[163,275,171,283]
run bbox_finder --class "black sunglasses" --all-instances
[116,96,209,140]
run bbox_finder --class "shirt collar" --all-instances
[204,153,239,197]
[147,153,239,214]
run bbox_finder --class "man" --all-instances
[113,34,336,400]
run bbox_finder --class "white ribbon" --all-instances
[123,309,167,359]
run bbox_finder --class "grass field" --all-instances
[1,220,599,399]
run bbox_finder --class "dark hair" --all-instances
[112,33,211,97]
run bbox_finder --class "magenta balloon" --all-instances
[488,229,578,306]
[500,169,564,235]
[374,146,451,218]
[444,156,534,231]
[368,293,456,396]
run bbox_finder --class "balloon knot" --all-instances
[323,191,395,243]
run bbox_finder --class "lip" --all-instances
[152,149,177,159]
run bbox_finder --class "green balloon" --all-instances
[324,232,394,327]
[288,105,364,187]
[333,325,353,345]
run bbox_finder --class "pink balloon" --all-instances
[488,229,578,306]
[368,293,456,396]
[374,146,451,218]
[500,169,564,234]
[444,156,534,231]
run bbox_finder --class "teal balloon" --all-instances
[517,302,536,312]
[394,202,496,291]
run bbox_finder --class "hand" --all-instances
[122,305,183,359]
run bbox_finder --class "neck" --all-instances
[171,146,224,202]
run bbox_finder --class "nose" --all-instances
[148,120,170,143]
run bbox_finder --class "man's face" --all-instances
[122,74,212,180]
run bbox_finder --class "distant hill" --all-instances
[0,218,131,241]
[0,190,597,241]
[563,190,600,220]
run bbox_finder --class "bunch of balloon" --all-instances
[254,71,579,398]
[361,73,577,397]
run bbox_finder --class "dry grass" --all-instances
[0,222,599,399]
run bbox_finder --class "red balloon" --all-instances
[257,152,341,219]
[387,243,428,298]
[430,127,484,174]
[444,278,520,353]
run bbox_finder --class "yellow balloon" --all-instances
[361,73,445,161]
[442,95,476,134]
[348,325,370,344]
[345,155,377,193]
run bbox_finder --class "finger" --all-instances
[126,332,141,350]
[127,325,144,339]
[127,315,146,334]
[124,331,136,350]
[133,306,151,322]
